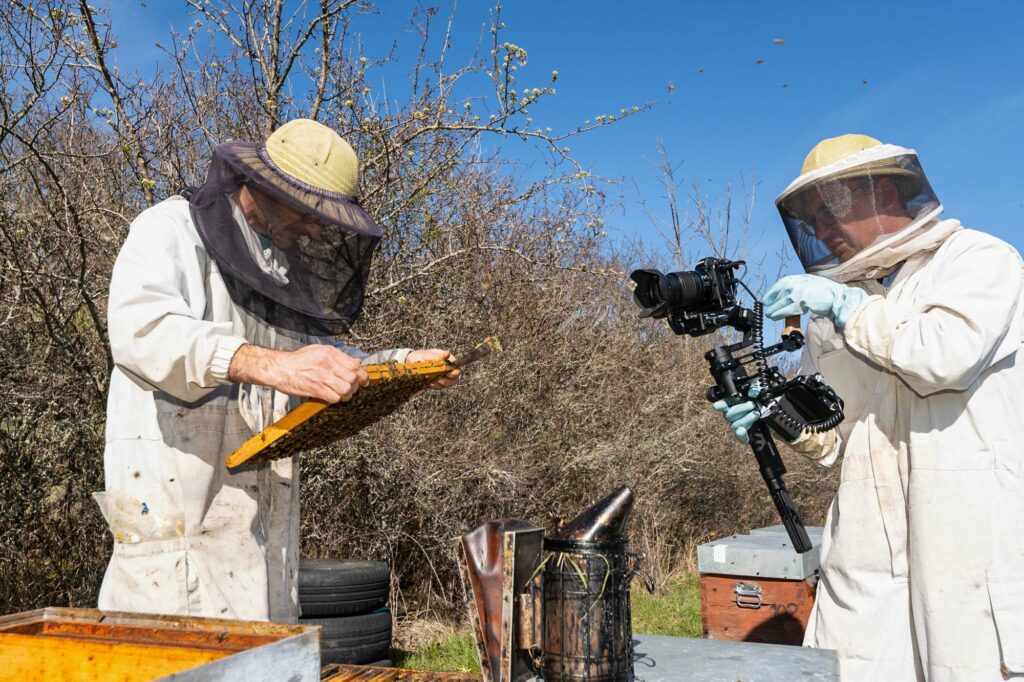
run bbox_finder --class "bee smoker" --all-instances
[457,487,645,681]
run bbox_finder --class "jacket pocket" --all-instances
[987,569,1024,673]
[816,346,881,427]
[113,536,186,557]
[101,537,190,615]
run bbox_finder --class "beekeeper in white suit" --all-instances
[716,134,1024,680]
[99,119,460,621]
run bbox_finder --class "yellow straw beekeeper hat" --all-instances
[214,118,381,237]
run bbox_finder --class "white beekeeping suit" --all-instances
[98,120,409,621]
[771,135,1024,680]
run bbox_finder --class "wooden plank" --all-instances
[0,631,228,681]
[320,664,482,682]
[700,573,815,645]
[0,606,316,640]
[0,620,278,652]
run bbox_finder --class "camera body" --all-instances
[631,257,747,337]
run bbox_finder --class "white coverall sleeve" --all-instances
[108,209,247,402]
[361,347,413,364]
[780,318,842,466]
[332,340,411,365]
[843,234,1024,396]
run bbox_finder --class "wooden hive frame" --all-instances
[225,359,452,468]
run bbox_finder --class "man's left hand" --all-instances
[405,348,462,389]
[763,274,870,330]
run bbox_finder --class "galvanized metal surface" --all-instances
[748,525,825,542]
[630,634,838,681]
[163,628,319,681]
[523,634,837,682]
[696,527,823,580]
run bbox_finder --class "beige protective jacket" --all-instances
[98,196,406,621]
[790,223,1024,681]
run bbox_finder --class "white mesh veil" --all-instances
[776,144,950,283]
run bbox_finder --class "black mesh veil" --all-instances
[188,143,381,336]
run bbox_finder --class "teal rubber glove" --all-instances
[762,274,869,329]
[712,382,764,445]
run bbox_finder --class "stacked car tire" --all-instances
[298,558,393,666]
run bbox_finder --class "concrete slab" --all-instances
[630,634,839,681]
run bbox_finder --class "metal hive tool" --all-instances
[225,337,501,469]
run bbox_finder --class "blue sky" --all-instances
[109,1,1024,266]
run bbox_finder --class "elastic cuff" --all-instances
[359,348,413,365]
[210,336,248,383]
[783,428,840,467]
[834,287,871,330]
[842,295,897,369]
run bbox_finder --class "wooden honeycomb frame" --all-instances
[225,359,451,468]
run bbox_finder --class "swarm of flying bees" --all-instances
[674,35,868,95]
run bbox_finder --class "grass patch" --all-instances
[631,573,703,638]
[392,632,481,673]
[392,573,703,671]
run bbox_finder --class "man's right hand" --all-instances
[228,343,370,403]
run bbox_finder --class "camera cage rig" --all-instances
[631,257,845,554]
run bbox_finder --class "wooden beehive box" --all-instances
[0,607,320,681]
[697,525,824,645]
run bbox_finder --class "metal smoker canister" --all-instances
[541,487,638,682]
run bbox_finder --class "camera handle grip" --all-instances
[748,422,813,554]
[783,315,802,337]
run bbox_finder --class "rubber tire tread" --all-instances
[300,611,392,665]
[298,558,389,617]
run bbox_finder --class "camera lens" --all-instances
[662,271,708,308]
[630,267,712,317]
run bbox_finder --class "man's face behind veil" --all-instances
[797,177,906,263]
[244,185,326,249]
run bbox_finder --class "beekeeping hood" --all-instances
[188,119,381,335]
[775,134,953,283]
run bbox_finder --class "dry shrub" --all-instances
[0,0,837,618]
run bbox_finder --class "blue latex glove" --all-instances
[712,382,764,445]
[762,274,869,330]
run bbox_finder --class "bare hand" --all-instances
[405,348,462,390]
[229,343,369,403]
